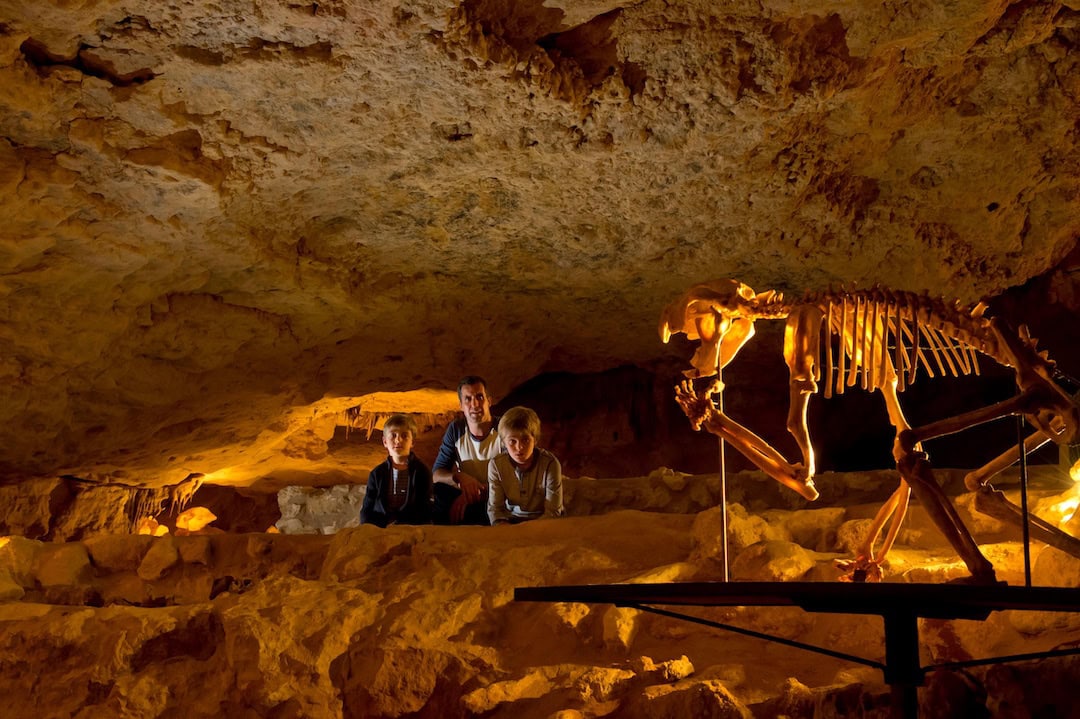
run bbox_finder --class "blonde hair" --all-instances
[382,413,417,438]
[498,406,540,439]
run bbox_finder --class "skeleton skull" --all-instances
[659,279,764,378]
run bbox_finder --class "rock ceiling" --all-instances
[0,1,1078,485]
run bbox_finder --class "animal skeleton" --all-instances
[660,279,1080,583]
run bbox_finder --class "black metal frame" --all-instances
[515,581,1080,719]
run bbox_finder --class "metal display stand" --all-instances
[515,581,1080,719]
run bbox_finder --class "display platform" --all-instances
[515,581,1080,719]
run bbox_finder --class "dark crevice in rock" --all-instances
[736,39,764,98]
[764,13,865,99]
[33,586,105,606]
[242,38,334,61]
[192,484,280,533]
[288,1,347,18]
[176,44,226,66]
[130,610,223,670]
[84,681,114,707]
[122,129,227,186]
[209,575,255,599]
[459,0,566,56]
[166,39,335,67]
[1053,8,1080,49]
[432,121,474,142]
[45,479,74,539]
[19,38,157,86]
[975,0,1057,49]
[537,9,622,86]
[621,60,647,98]
[450,1,641,106]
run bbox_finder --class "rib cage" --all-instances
[757,286,1054,399]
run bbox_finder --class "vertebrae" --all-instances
[774,285,1054,398]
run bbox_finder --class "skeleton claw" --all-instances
[835,555,884,583]
[674,380,715,431]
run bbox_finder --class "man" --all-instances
[432,376,504,524]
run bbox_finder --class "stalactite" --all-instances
[127,487,169,532]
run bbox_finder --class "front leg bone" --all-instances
[676,381,819,501]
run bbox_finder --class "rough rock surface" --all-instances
[3,4,1079,711]
[3,470,1080,719]
[0,1,1077,486]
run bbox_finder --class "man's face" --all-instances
[382,429,414,462]
[459,382,491,425]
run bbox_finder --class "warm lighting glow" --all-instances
[198,467,234,484]
[176,506,217,532]
[0,536,10,549]
[343,389,462,439]
[1047,496,1080,526]
[1071,458,1080,482]
[135,517,170,536]
[346,389,459,415]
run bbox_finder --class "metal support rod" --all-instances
[1017,414,1032,587]
[930,644,1080,672]
[623,603,884,670]
[519,582,1080,719]
[717,360,729,582]
[882,611,922,719]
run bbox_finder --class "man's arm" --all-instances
[432,422,461,486]
[432,420,488,502]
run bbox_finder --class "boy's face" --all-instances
[382,428,414,462]
[503,430,536,467]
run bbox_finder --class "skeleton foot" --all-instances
[835,555,883,583]
[790,465,819,501]
[674,380,716,431]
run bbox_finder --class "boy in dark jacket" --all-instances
[360,414,432,527]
